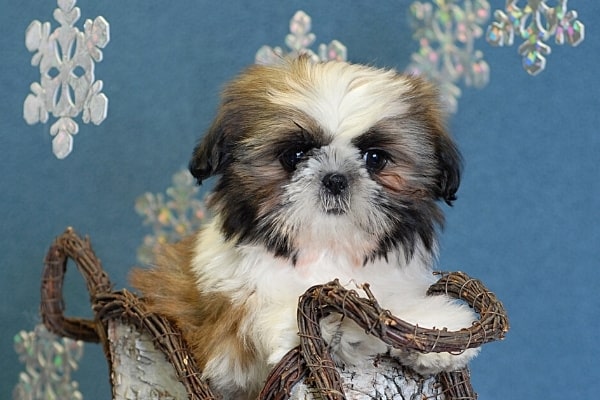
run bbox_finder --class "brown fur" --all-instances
[129,236,256,379]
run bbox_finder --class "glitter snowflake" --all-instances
[13,324,84,400]
[407,0,491,113]
[255,10,347,65]
[135,170,206,265]
[24,0,110,159]
[486,0,585,75]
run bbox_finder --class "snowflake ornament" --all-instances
[13,324,84,400]
[135,170,207,265]
[407,0,491,113]
[256,10,347,65]
[486,0,585,75]
[24,0,110,159]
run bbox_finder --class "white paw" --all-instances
[320,314,387,366]
[394,347,480,375]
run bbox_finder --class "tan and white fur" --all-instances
[131,57,479,399]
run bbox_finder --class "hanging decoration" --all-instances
[24,0,110,159]
[486,0,585,75]
[135,170,207,265]
[256,10,347,65]
[407,0,492,114]
[13,324,84,400]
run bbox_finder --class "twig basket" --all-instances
[41,228,509,399]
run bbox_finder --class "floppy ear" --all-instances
[435,133,462,206]
[189,115,232,185]
[402,73,462,206]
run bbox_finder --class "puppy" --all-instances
[131,57,479,399]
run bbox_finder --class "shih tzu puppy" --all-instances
[131,56,479,399]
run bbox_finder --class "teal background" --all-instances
[1,1,599,398]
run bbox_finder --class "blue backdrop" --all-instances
[1,1,598,398]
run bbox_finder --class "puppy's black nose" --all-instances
[322,173,348,195]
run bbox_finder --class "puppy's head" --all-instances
[190,57,461,264]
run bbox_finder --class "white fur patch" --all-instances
[268,62,412,139]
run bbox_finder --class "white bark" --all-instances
[107,321,445,399]
[290,357,443,400]
[108,322,188,400]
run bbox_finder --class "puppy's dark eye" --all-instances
[362,149,389,172]
[280,148,307,172]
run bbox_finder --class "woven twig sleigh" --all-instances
[41,228,509,399]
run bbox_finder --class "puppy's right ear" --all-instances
[189,116,231,185]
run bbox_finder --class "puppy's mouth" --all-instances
[324,206,347,215]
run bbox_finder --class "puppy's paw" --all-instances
[394,347,480,376]
[320,314,387,367]
[266,327,302,366]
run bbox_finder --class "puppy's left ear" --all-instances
[435,134,462,206]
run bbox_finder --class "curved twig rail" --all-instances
[41,228,218,399]
[299,276,508,356]
[278,276,508,399]
[93,290,218,399]
[41,230,110,342]
[41,228,509,400]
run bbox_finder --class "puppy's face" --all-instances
[190,58,461,265]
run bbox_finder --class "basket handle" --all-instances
[41,227,112,342]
